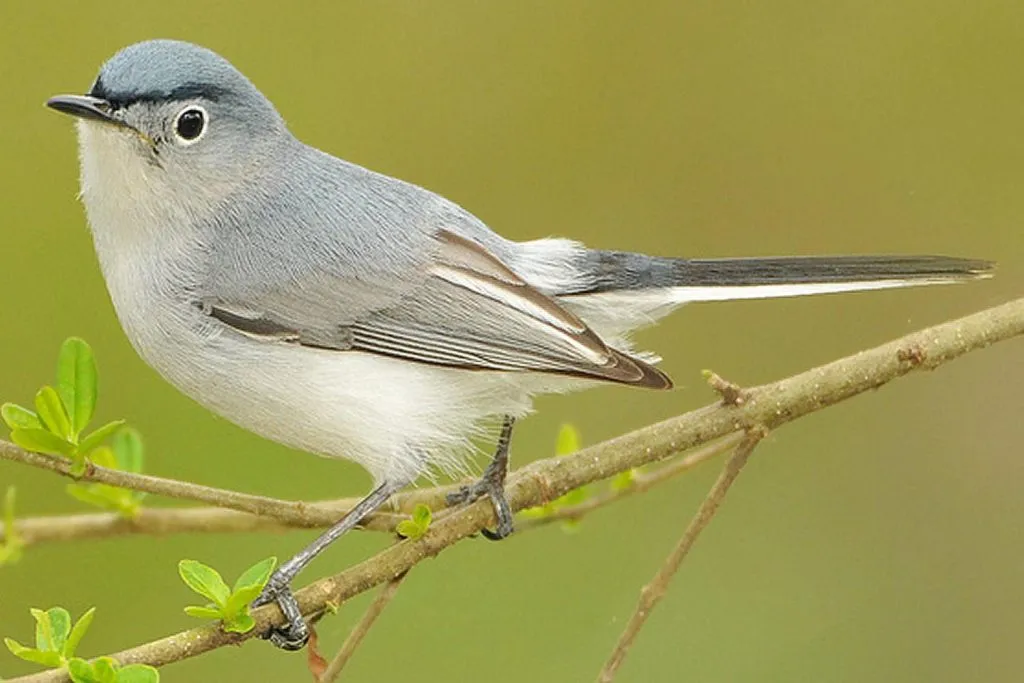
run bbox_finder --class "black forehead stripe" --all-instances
[88,76,110,99]
[89,77,231,106]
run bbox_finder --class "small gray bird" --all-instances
[47,39,992,649]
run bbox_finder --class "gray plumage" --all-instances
[47,39,992,648]
[48,38,993,480]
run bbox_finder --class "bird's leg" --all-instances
[447,415,516,540]
[253,481,399,650]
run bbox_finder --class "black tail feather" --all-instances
[577,251,994,293]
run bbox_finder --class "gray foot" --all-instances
[248,481,400,651]
[447,416,515,540]
[253,571,309,650]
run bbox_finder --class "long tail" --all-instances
[574,251,994,301]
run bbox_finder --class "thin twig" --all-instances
[596,428,765,682]
[518,433,744,531]
[0,448,457,538]
[3,434,740,546]
[0,446,345,522]
[319,571,409,682]
[3,504,409,545]
[5,296,1023,683]
[8,437,738,546]
[703,370,746,406]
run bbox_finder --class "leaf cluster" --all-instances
[2,339,142,529]
[4,607,158,683]
[395,504,432,540]
[179,557,277,634]
[2,338,124,477]
[520,424,638,531]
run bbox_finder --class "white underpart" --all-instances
[188,339,542,483]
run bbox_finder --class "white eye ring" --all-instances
[172,105,209,145]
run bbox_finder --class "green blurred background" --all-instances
[1,2,1022,681]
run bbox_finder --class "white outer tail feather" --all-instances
[560,275,976,345]
[663,277,955,302]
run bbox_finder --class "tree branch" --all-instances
[5,296,1022,683]
[2,504,392,544]
[596,428,765,682]
[5,434,741,547]
[0,451,456,538]
[517,432,744,531]
[318,571,408,682]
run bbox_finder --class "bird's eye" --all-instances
[173,106,207,144]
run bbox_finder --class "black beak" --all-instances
[46,94,123,126]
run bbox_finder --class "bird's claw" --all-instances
[254,570,310,650]
[264,621,309,651]
[446,472,514,540]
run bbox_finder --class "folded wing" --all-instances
[205,229,672,389]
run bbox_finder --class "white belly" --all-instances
[118,294,543,484]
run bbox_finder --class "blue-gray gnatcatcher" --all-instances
[46,39,992,649]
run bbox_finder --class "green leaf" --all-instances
[111,428,143,473]
[555,423,580,457]
[412,503,431,527]
[224,557,277,616]
[232,557,276,594]
[31,608,54,652]
[64,607,96,659]
[1,403,41,431]
[92,657,118,683]
[115,664,160,683]
[65,443,143,516]
[34,386,72,441]
[4,638,63,667]
[395,519,424,540]
[78,420,127,457]
[66,484,119,511]
[518,503,555,519]
[183,605,223,620]
[395,504,432,540]
[42,607,72,653]
[222,612,256,634]
[67,658,99,683]
[67,657,124,683]
[516,426,593,523]
[12,427,75,457]
[58,338,98,438]
[178,560,230,606]
[86,446,117,469]
[224,586,264,616]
